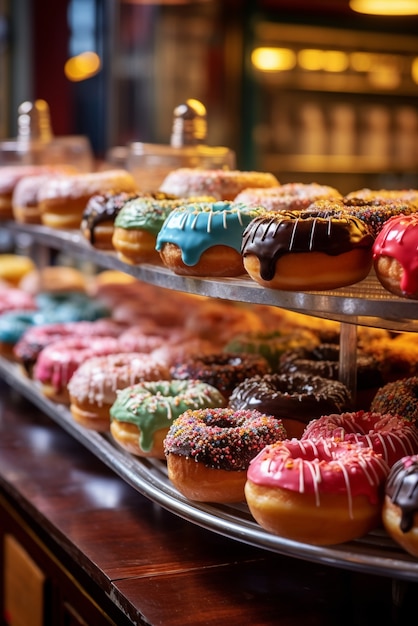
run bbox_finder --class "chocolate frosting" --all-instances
[241,210,374,282]
[385,456,418,533]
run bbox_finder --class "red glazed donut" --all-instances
[302,411,418,468]
[245,438,389,545]
[164,407,287,502]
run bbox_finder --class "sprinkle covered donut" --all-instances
[159,168,279,201]
[382,455,418,556]
[245,438,389,545]
[171,352,270,400]
[164,407,287,502]
[241,209,374,291]
[156,200,265,277]
[109,379,226,459]
[228,372,352,438]
[234,182,342,212]
[302,410,418,468]
[371,376,418,425]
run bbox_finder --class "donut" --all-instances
[112,196,192,264]
[228,372,352,438]
[164,407,287,502]
[234,182,342,212]
[11,167,77,224]
[33,335,123,403]
[0,284,37,314]
[345,187,418,207]
[0,310,37,360]
[31,291,110,324]
[339,197,415,239]
[38,169,138,229]
[371,377,418,425]
[19,266,87,295]
[156,201,265,277]
[14,318,124,377]
[151,338,220,368]
[109,379,226,459]
[170,352,270,400]
[224,328,319,371]
[80,190,140,249]
[241,209,374,291]
[245,438,389,545]
[68,352,170,431]
[279,343,384,409]
[301,411,418,468]
[159,168,279,201]
[0,254,36,286]
[382,455,418,557]
[372,214,418,299]
[0,164,70,219]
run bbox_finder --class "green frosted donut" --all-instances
[109,379,226,452]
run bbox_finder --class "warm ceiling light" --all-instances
[251,47,296,71]
[298,49,324,71]
[65,52,101,82]
[350,0,418,15]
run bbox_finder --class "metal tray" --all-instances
[1,359,417,583]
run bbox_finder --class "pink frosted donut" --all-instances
[33,335,122,403]
[14,318,125,376]
[118,325,193,354]
[0,286,37,314]
[68,352,170,431]
[159,168,279,201]
[301,411,418,468]
[234,182,342,212]
[245,438,389,545]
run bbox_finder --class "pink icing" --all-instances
[373,214,418,295]
[247,439,389,515]
[302,411,418,468]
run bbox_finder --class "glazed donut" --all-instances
[33,335,123,403]
[14,318,124,377]
[19,265,87,295]
[80,190,140,249]
[156,201,265,277]
[109,379,226,458]
[159,168,279,201]
[0,164,70,219]
[301,411,418,468]
[171,352,270,400]
[112,196,191,264]
[245,438,389,545]
[68,352,170,431]
[11,167,77,224]
[382,455,418,557]
[38,169,138,229]
[241,209,374,291]
[164,407,287,502]
[0,254,35,286]
[234,182,342,212]
[279,343,384,409]
[371,377,418,425]
[224,328,319,371]
[373,214,418,299]
[228,372,352,438]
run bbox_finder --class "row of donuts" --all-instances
[1,163,418,298]
[2,270,418,554]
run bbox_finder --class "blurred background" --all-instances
[1,0,418,194]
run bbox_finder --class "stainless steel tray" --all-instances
[6,221,418,333]
[1,358,417,583]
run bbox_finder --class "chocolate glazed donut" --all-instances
[241,209,374,291]
[229,372,353,438]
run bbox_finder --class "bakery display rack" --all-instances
[2,220,418,584]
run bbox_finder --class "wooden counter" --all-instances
[0,379,414,626]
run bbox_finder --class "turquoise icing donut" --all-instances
[155,201,265,266]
